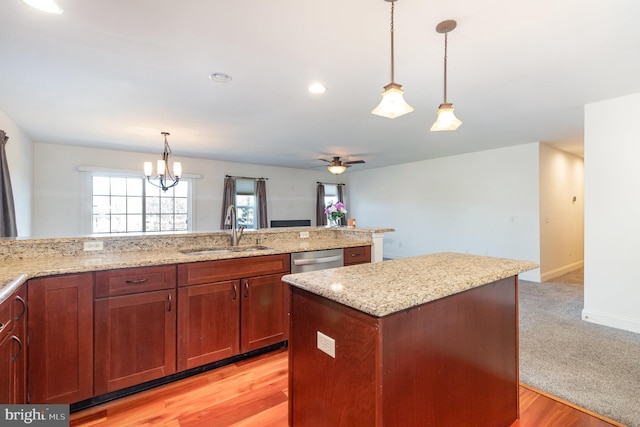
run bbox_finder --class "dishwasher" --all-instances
[290,248,344,273]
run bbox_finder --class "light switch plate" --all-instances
[83,241,104,251]
[317,331,336,358]
[299,231,310,239]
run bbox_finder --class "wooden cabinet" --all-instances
[28,273,94,404]
[343,245,371,266]
[177,254,290,369]
[0,286,26,404]
[94,266,177,395]
[177,280,240,370]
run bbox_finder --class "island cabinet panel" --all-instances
[28,273,94,404]
[343,245,371,266]
[177,280,240,371]
[289,277,518,427]
[94,289,177,395]
[0,286,27,404]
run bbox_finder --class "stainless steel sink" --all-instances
[181,245,271,256]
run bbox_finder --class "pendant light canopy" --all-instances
[430,20,462,132]
[372,0,414,119]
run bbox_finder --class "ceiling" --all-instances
[2,0,640,173]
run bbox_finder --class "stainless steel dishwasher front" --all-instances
[290,248,344,273]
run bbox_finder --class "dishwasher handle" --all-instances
[292,255,343,266]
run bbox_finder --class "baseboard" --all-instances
[582,308,640,334]
[541,260,584,282]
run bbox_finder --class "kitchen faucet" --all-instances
[224,205,245,246]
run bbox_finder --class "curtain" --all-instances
[0,130,17,237]
[256,179,268,229]
[220,176,235,229]
[316,183,326,226]
[337,184,345,226]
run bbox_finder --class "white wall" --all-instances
[539,143,584,281]
[0,110,34,237]
[584,92,640,333]
[348,143,541,282]
[32,143,334,237]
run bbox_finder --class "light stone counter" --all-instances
[282,252,538,317]
[0,227,393,305]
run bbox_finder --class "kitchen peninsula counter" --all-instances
[0,227,392,304]
[283,252,537,427]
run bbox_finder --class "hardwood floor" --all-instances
[70,349,623,427]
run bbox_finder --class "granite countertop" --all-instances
[0,234,383,305]
[282,252,538,317]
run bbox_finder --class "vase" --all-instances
[327,217,341,227]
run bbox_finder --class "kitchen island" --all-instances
[282,252,537,427]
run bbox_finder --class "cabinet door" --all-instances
[177,281,240,370]
[241,273,289,352]
[11,287,27,404]
[94,289,176,395]
[28,274,94,404]
[344,246,371,266]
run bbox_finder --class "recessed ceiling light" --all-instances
[21,0,63,14]
[308,83,326,94]
[209,72,232,83]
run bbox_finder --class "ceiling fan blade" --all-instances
[344,160,366,165]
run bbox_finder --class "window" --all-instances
[91,175,190,234]
[323,184,339,208]
[235,178,257,229]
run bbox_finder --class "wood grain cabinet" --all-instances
[94,265,177,395]
[177,254,290,370]
[0,286,27,404]
[343,246,371,266]
[28,273,94,404]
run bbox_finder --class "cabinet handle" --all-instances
[125,278,149,284]
[15,295,26,320]
[351,253,357,257]
[244,281,249,298]
[167,293,172,312]
[0,323,5,334]
[11,336,23,361]
[232,284,237,301]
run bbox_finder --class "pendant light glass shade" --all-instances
[431,20,462,132]
[372,83,414,119]
[372,0,413,119]
[430,103,462,131]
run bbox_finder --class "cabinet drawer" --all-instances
[178,254,290,286]
[96,265,177,297]
[344,246,371,266]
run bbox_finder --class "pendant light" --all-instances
[144,132,182,191]
[430,20,462,131]
[372,0,414,119]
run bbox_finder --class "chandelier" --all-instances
[143,132,182,191]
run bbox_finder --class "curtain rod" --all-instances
[317,182,345,186]
[226,175,268,180]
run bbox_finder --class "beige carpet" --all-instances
[519,269,640,426]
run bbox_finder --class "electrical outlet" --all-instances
[83,241,104,251]
[317,331,335,358]
[299,231,310,239]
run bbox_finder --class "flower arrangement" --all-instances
[325,202,347,223]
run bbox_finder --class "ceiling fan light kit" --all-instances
[322,156,366,175]
[372,0,414,119]
[431,19,462,132]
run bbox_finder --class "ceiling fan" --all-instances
[320,156,366,175]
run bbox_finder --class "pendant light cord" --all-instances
[390,1,395,83]
[443,30,448,104]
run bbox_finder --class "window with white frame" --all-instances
[91,175,190,234]
[235,178,257,229]
[323,184,339,208]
